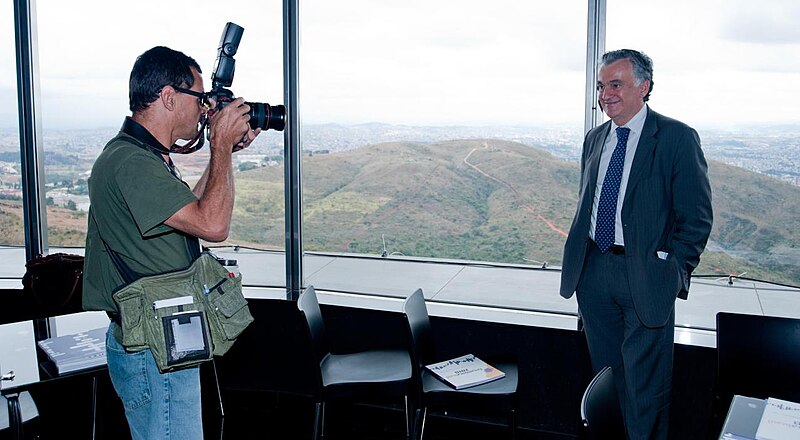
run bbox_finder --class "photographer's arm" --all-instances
[192,125,259,198]
[166,98,258,242]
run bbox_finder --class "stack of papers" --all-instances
[37,327,107,375]
[720,395,800,440]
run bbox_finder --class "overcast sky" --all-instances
[1,0,798,130]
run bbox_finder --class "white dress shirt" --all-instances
[589,104,648,247]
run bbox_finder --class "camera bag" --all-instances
[99,225,254,372]
[111,252,253,372]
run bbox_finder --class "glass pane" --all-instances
[607,0,800,288]
[35,1,285,284]
[0,2,24,250]
[301,1,586,296]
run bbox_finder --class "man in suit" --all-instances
[560,49,712,439]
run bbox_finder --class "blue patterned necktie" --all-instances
[595,126,630,253]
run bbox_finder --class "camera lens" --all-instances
[247,102,286,132]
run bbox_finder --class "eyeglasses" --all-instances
[173,86,211,110]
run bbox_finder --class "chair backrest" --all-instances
[717,312,800,404]
[0,391,39,429]
[580,366,624,440]
[0,287,83,325]
[401,289,436,377]
[297,286,330,373]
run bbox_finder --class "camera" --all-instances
[209,22,286,132]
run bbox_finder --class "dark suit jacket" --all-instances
[560,107,713,328]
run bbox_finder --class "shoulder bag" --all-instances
[106,243,254,373]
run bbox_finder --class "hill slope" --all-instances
[2,137,796,286]
[234,138,800,285]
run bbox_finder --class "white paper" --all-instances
[755,397,800,440]
[172,315,206,352]
[153,295,194,310]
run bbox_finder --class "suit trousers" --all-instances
[576,241,674,440]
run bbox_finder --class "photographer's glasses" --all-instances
[173,86,211,111]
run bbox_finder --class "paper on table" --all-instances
[755,397,800,440]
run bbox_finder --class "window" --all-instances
[607,0,800,288]
[300,1,586,298]
[33,1,285,255]
[0,2,25,250]
[9,1,797,334]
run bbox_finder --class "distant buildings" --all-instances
[46,188,90,212]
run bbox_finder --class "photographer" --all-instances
[82,46,260,439]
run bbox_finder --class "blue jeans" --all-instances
[106,323,204,440]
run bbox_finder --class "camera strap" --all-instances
[169,116,207,155]
[120,117,181,179]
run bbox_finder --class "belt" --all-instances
[608,244,625,255]
[591,240,625,255]
[107,311,121,325]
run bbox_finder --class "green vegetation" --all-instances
[235,138,800,286]
[0,201,25,245]
[2,137,798,286]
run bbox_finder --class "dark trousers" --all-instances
[576,241,674,440]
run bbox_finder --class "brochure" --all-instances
[425,353,505,390]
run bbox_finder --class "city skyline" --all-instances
[1,121,797,187]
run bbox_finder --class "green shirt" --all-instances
[82,132,199,313]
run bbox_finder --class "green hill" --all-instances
[233,138,800,286]
[704,160,800,283]
[2,136,797,286]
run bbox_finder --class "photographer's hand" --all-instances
[208,97,251,154]
[233,127,261,153]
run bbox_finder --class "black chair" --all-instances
[297,285,415,439]
[0,391,39,440]
[716,312,800,419]
[580,366,623,440]
[402,288,518,440]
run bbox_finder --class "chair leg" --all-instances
[91,376,98,440]
[320,401,327,439]
[410,407,421,440]
[312,401,323,440]
[209,359,226,418]
[508,408,517,440]
[417,407,428,440]
[404,395,412,440]
[6,392,24,440]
